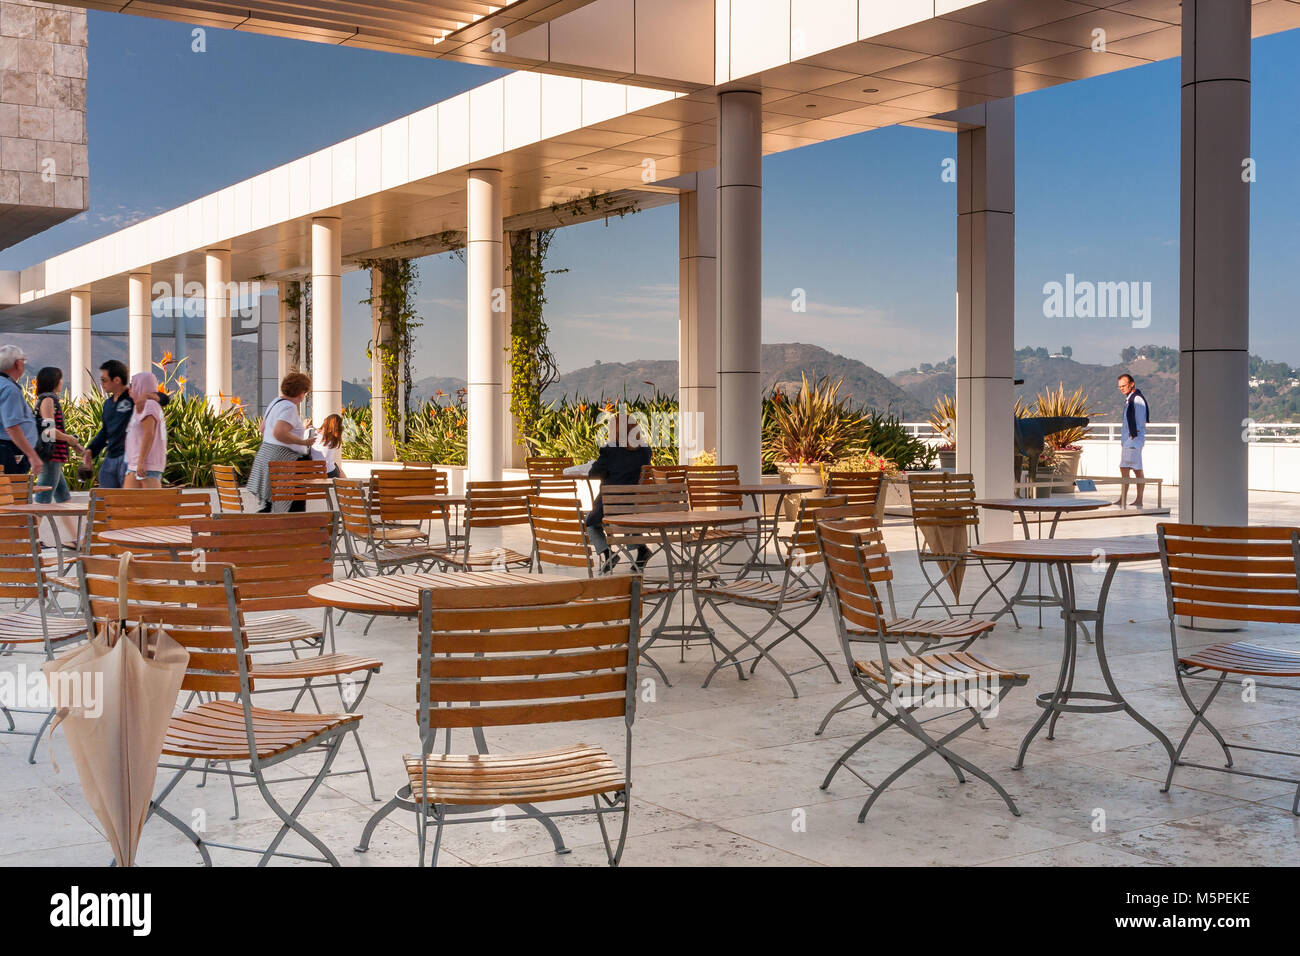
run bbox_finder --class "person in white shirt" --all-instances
[245,371,317,512]
[311,413,345,478]
[1117,372,1149,509]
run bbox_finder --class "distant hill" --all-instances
[541,343,926,417]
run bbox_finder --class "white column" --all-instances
[205,248,231,410]
[716,92,762,483]
[1180,0,1250,526]
[128,269,151,376]
[370,267,395,461]
[467,168,504,482]
[679,169,718,464]
[311,217,342,421]
[956,98,1015,540]
[69,290,91,400]
[277,280,302,380]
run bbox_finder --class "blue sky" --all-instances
[2,14,1297,383]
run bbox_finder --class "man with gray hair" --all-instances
[0,345,41,475]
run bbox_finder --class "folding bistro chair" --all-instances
[355,576,639,866]
[333,479,446,578]
[527,496,596,575]
[371,469,452,548]
[815,515,1028,819]
[698,495,850,697]
[0,513,88,762]
[813,508,1004,735]
[826,471,883,512]
[907,473,1018,623]
[77,554,360,865]
[213,464,245,513]
[1157,524,1300,814]
[268,459,329,513]
[84,487,212,558]
[190,513,383,807]
[448,479,535,571]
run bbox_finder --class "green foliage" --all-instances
[530,391,677,466]
[861,410,935,471]
[509,229,564,452]
[763,375,868,466]
[340,405,372,461]
[360,258,421,449]
[396,390,468,466]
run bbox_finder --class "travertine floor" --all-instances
[4,490,1299,866]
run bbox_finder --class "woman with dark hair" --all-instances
[245,371,317,512]
[33,366,84,504]
[311,413,345,479]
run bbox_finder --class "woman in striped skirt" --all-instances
[245,371,317,512]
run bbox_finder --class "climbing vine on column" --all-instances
[361,257,421,446]
[509,229,564,451]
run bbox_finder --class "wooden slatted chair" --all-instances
[76,554,359,865]
[908,472,1017,623]
[333,479,445,578]
[698,495,849,698]
[0,474,31,504]
[354,576,639,866]
[1157,524,1300,814]
[269,459,329,513]
[527,496,595,575]
[600,482,687,571]
[371,469,452,548]
[85,487,212,557]
[449,479,534,571]
[191,513,384,805]
[213,464,244,513]
[812,506,1000,735]
[826,471,883,511]
[526,456,574,477]
[0,512,88,762]
[527,456,582,501]
[815,514,1028,820]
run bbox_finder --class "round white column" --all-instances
[715,91,763,483]
[69,289,91,400]
[128,269,151,376]
[205,248,232,410]
[1179,0,1250,526]
[467,168,504,482]
[311,217,343,421]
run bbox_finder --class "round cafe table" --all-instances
[974,496,1109,627]
[0,500,89,573]
[970,535,1174,769]
[309,567,578,854]
[98,524,193,559]
[716,484,822,579]
[603,508,759,686]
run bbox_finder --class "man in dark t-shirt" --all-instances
[585,414,653,572]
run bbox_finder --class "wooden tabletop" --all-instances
[718,484,822,495]
[971,535,1159,563]
[974,496,1109,513]
[396,494,466,506]
[98,525,193,549]
[0,501,88,516]
[308,570,571,614]
[604,508,759,529]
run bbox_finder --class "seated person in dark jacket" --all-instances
[584,414,652,572]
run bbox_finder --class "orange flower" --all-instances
[436,389,444,396]
[177,376,187,387]
[156,383,168,395]
[604,402,615,413]
[156,351,174,369]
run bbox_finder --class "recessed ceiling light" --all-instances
[576,166,588,171]
[861,87,879,93]
[805,103,817,108]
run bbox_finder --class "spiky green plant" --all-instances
[764,374,868,466]
[1031,384,1100,449]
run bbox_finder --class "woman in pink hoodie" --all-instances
[123,371,167,489]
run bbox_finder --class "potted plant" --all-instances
[764,374,866,519]
[929,395,957,470]
[826,451,900,522]
[1033,384,1098,493]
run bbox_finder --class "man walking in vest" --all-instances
[1116,372,1149,509]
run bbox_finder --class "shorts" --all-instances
[131,470,163,480]
[1119,443,1144,470]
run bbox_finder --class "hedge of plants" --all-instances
[52,377,929,486]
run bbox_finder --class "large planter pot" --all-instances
[1050,447,1082,494]
[937,449,957,471]
[776,462,826,521]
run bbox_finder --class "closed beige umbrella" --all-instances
[43,554,189,867]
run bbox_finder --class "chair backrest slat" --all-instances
[191,513,333,612]
[465,480,532,528]
[684,466,742,509]
[816,514,894,638]
[784,495,850,568]
[601,483,687,550]
[373,470,449,523]
[0,514,44,599]
[1158,523,1300,625]
[526,456,574,477]
[88,488,212,556]
[269,459,329,503]
[825,471,883,509]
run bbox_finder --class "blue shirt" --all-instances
[0,374,36,447]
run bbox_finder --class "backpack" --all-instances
[35,391,60,459]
